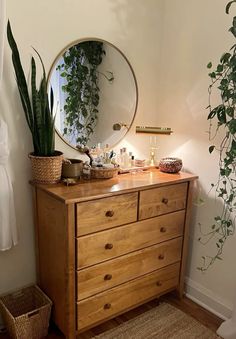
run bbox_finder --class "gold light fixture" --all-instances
[136,126,173,135]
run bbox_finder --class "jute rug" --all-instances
[95,303,220,338]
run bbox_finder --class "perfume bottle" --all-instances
[117,149,123,166]
[122,148,129,168]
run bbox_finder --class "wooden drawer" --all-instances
[77,210,185,268]
[77,262,180,330]
[77,192,138,236]
[139,182,188,220]
[77,237,182,300]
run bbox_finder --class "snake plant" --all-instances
[7,21,55,156]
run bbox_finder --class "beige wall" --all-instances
[0,0,235,320]
[0,0,163,292]
[157,0,236,318]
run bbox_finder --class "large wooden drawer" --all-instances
[139,182,188,220]
[77,210,185,268]
[77,237,182,300]
[77,192,138,236]
[77,262,180,330]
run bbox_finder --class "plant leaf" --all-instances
[226,1,236,14]
[7,21,33,131]
[209,145,215,154]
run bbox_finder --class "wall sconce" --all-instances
[113,122,129,131]
[136,126,173,135]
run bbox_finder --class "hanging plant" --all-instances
[198,1,236,271]
[57,41,114,146]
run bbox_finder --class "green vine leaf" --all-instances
[226,1,236,14]
[228,119,236,134]
[57,41,114,146]
[200,15,236,270]
[207,107,217,120]
[209,145,215,153]
[220,52,231,63]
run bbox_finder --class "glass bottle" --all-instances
[122,148,129,168]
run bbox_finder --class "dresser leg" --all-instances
[172,288,184,300]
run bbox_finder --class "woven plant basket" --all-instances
[0,285,52,339]
[29,151,63,184]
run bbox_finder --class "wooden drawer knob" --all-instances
[104,274,112,281]
[162,198,168,204]
[158,254,165,260]
[160,227,166,233]
[105,210,114,217]
[105,243,113,250]
[156,281,162,286]
[104,303,111,310]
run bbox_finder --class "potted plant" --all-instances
[7,21,63,184]
[198,1,236,271]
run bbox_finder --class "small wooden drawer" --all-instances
[76,192,138,236]
[77,210,185,268]
[77,237,182,300]
[77,262,180,330]
[139,182,188,220]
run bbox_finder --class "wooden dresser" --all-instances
[32,169,197,338]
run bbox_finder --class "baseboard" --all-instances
[185,277,232,320]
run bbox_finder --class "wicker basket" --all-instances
[0,285,52,339]
[29,151,63,184]
[91,167,118,179]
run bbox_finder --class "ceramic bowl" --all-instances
[159,157,182,173]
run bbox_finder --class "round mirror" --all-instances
[48,39,138,150]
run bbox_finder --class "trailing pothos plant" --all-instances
[57,41,114,146]
[198,1,236,271]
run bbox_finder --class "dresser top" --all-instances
[33,169,197,204]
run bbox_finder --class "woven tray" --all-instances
[91,167,118,179]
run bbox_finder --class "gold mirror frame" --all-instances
[47,37,139,151]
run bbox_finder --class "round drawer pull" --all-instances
[104,274,112,281]
[105,243,113,250]
[104,303,111,310]
[160,227,166,233]
[158,254,165,260]
[162,198,168,204]
[105,210,114,217]
[156,281,162,287]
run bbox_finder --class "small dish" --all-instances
[62,178,80,186]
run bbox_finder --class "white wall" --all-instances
[0,0,235,321]
[0,0,163,293]
[157,0,236,319]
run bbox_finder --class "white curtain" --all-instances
[0,0,6,86]
[0,119,18,250]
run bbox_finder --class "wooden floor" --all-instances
[0,293,223,338]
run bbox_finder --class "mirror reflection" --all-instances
[48,39,138,149]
